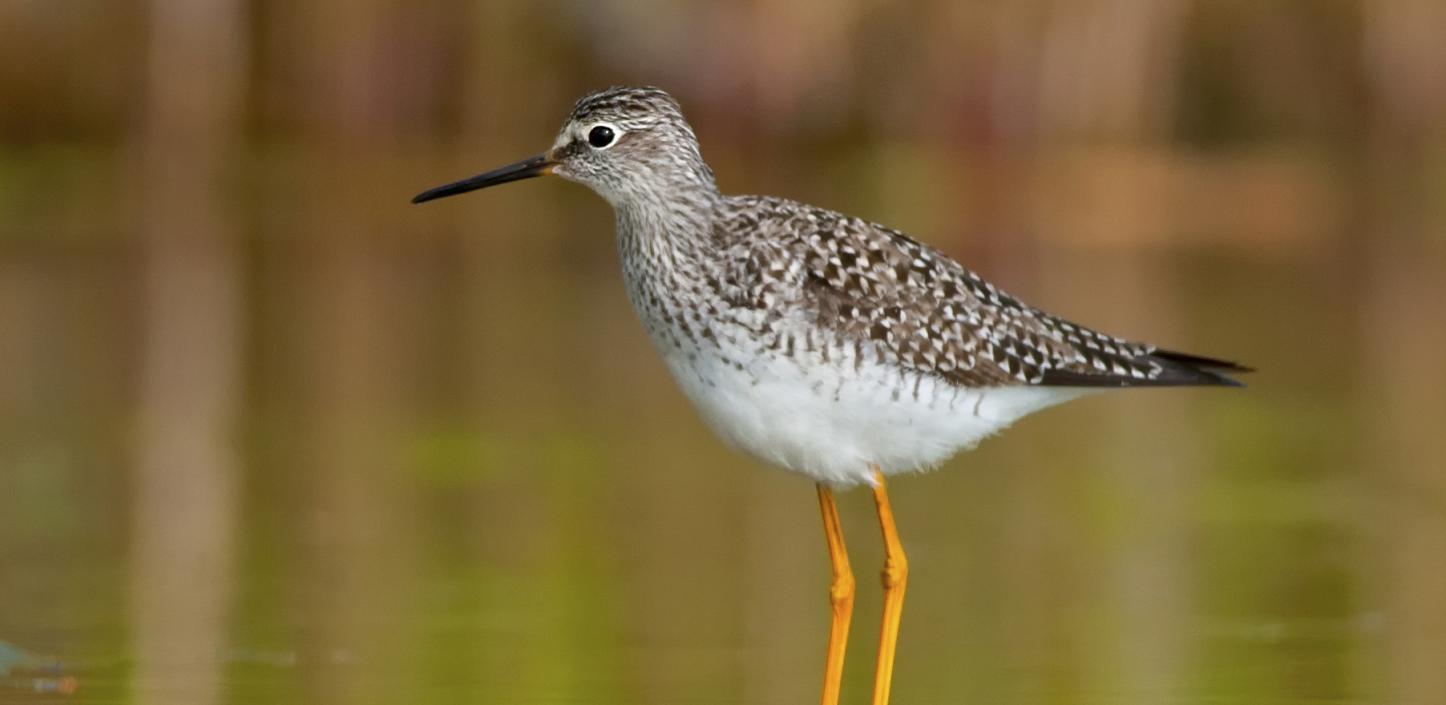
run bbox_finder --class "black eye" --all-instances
[587,125,615,148]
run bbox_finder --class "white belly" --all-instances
[656,337,1088,487]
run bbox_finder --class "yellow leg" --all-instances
[869,469,908,705]
[817,484,856,705]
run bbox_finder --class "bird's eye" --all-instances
[587,125,616,148]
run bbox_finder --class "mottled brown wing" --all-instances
[757,200,1242,387]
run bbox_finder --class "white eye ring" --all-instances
[585,122,621,150]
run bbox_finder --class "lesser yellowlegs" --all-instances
[413,86,1248,705]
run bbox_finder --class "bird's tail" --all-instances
[1040,349,1252,388]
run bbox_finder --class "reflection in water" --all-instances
[1066,254,1192,701]
[130,1,244,704]
[1366,236,1446,705]
[0,639,76,695]
[2,160,1441,705]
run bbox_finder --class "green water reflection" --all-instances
[2,147,1441,704]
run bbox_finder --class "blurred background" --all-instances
[2,1,1444,704]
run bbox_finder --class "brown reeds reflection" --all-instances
[1362,3,1446,698]
[129,1,244,704]
[1366,243,1446,705]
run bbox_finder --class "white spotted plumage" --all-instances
[553,87,1245,487]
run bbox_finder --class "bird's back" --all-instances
[713,194,1246,391]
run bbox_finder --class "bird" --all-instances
[412,86,1248,705]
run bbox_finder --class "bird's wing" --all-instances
[727,196,1245,388]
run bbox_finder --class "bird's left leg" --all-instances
[816,483,856,705]
[869,468,908,705]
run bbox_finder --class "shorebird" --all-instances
[413,86,1247,705]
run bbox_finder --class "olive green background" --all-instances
[2,2,1444,704]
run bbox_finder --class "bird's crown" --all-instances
[565,86,686,131]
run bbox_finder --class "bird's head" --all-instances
[412,86,716,208]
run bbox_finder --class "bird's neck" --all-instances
[614,183,722,273]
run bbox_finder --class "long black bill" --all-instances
[411,153,555,204]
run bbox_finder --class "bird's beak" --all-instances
[411,153,557,204]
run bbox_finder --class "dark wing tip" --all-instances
[1039,349,1251,389]
[1150,350,1254,374]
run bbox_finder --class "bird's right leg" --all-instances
[869,469,908,705]
[817,484,856,705]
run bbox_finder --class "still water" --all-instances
[1,150,1443,705]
